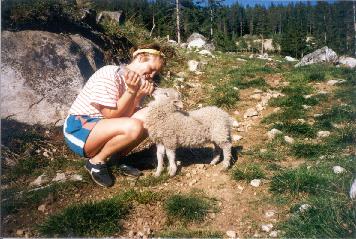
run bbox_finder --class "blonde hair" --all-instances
[130,43,165,63]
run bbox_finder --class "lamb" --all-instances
[145,88,233,177]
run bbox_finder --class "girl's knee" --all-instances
[126,119,144,139]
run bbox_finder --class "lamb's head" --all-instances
[149,88,183,109]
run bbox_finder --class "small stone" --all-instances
[333,165,346,174]
[128,230,135,237]
[260,148,267,153]
[317,130,331,138]
[233,87,239,91]
[52,172,66,182]
[226,230,237,238]
[284,136,295,144]
[70,174,83,181]
[297,118,306,123]
[16,229,25,236]
[299,204,311,212]
[261,223,273,232]
[265,210,276,218]
[317,90,328,95]
[267,128,282,140]
[269,230,279,238]
[303,94,313,99]
[244,108,259,118]
[313,113,323,117]
[175,77,185,82]
[256,103,264,112]
[232,134,243,142]
[185,172,191,177]
[327,79,346,85]
[349,179,356,199]
[273,107,280,112]
[38,204,46,213]
[29,174,49,187]
[233,110,240,115]
[232,120,240,128]
[250,94,262,100]
[188,60,200,72]
[43,151,50,158]
[254,89,263,93]
[198,103,203,108]
[250,179,261,187]
[302,105,311,109]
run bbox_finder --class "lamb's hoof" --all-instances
[168,167,177,177]
[221,162,231,171]
[154,171,162,177]
[210,159,219,165]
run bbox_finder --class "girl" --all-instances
[63,43,165,187]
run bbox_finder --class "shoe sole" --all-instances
[84,165,112,188]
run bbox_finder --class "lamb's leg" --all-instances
[210,143,222,165]
[155,144,165,177]
[221,142,232,170]
[166,148,178,176]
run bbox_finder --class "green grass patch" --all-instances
[273,122,316,138]
[38,196,130,237]
[262,108,307,124]
[164,193,215,223]
[117,189,163,204]
[232,77,268,90]
[316,105,356,129]
[157,228,223,238]
[291,142,330,159]
[280,196,355,238]
[307,72,326,82]
[232,164,265,181]
[136,173,169,187]
[209,83,239,108]
[270,166,332,195]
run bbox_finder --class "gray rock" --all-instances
[295,46,338,67]
[338,56,356,68]
[232,134,243,142]
[317,130,331,138]
[30,174,50,187]
[261,223,273,232]
[52,172,66,182]
[188,60,200,72]
[269,230,279,238]
[204,43,215,51]
[1,30,106,126]
[299,203,311,212]
[327,79,346,85]
[285,56,298,62]
[267,128,282,140]
[187,33,207,49]
[198,49,213,57]
[226,230,237,238]
[265,210,276,218]
[250,179,261,187]
[244,108,259,118]
[284,136,295,144]
[333,166,346,174]
[350,179,356,199]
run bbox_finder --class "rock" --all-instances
[244,108,258,118]
[29,174,50,187]
[167,39,178,45]
[180,42,187,48]
[350,179,356,199]
[295,46,338,67]
[250,93,262,100]
[204,43,215,51]
[269,230,279,238]
[317,131,331,138]
[236,58,247,62]
[233,110,240,115]
[232,120,240,128]
[198,49,213,56]
[96,10,124,24]
[333,166,346,174]
[176,71,187,78]
[302,105,311,109]
[260,148,267,153]
[297,118,306,123]
[187,33,207,49]
[284,136,295,144]
[256,103,264,112]
[188,60,200,72]
[313,114,323,118]
[338,56,356,68]
[261,223,273,232]
[250,179,261,187]
[267,128,282,140]
[299,203,311,212]
[70,174,83,181]
[16,229,25,236]
[285,56,298,62]
[128,230,135,237]
[265,210,276,218]
[303,94,313,99]
[226,230,237,238]
[232,134,243,142]
[38,203,46,213]
[52,172,66,182]
[327,79,346,85]
[1,30,108,126]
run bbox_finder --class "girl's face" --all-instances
[131,55,164,81]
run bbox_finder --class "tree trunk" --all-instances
[149,15,155,37]
[176,0,181,44]
[261,34,264,54]
[210,8,213,38]
[240,20,243,36]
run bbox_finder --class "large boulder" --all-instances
[187,33,207,49]
[295,46,338,67]
[338,56,356,69]
[1,30,106,126]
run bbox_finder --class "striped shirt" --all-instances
[69,65,127,118]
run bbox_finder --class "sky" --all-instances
[223,0,335,7]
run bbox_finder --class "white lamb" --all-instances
[145,88,233,176]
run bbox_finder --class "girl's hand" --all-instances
[124,70,140,94]
[137,80,154,98]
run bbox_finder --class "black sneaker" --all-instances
[118,164,143,177]
[85,160,114,187]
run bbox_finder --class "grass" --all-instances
[164,193,215,223]
[232,163,265,181]
[232,77,268,90]
[280,196,356,238]
[38,197,130,237]
[157,228,223,238]
[291,142,330,159]
[307,71,326,82]
[270,166,333,195]
[210,82,239,108]
[262,107,307,124]
[273,122,316,138]
[136,173,169,187]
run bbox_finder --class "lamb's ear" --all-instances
[173,100,184,109]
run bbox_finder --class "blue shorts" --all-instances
[63,115,101,157]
